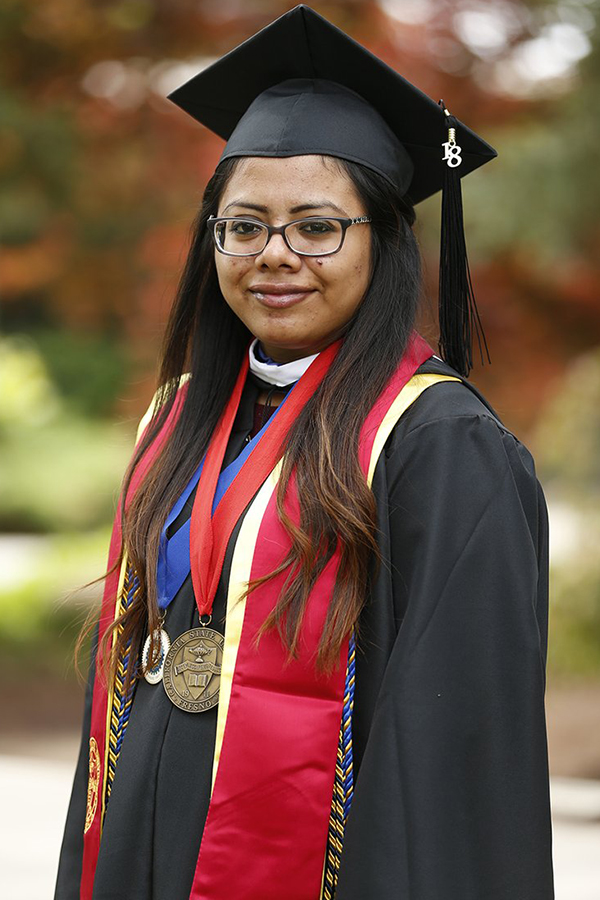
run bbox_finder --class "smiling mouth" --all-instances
[249,288,314,309]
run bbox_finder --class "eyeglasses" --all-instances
[208,215,372,257]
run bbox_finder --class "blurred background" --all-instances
[1,0,599,897]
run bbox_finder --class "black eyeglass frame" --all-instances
[207,214,372,257]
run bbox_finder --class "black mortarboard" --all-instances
[167,4,497,376]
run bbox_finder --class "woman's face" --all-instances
[214,155,372,362]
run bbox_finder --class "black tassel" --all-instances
[438,100,490,377]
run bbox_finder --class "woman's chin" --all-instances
[254,329,321,362]
[258,341,317,363]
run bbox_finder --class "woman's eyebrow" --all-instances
[289,201,346,215]
[222,200,268,214]
[221,199,346,215]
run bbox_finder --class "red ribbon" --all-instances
[189,340,341,617]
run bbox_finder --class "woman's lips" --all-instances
[249,288,315,309]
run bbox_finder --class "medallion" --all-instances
[163,626,223,713]
[142,628,171,684]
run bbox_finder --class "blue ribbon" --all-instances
[156,390,292,610]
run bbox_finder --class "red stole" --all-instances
[80,333,433,899]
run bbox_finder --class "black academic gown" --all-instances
[55,358,554,900]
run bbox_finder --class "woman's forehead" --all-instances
[219,155,360,209]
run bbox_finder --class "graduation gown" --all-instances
[55,357,554,900]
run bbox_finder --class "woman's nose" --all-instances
[254,232,302,269]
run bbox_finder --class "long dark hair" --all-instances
[99,155,421,688]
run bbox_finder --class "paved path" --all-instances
[0,754,598,899]
[0,755,74,900]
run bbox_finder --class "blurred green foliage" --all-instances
[0,333,61,426]
[549,555,600,677]
[535,346,600,496]
[34,329,129,417]
[0,333,129,673]
[0,417,131,532]
[0,333,132,531]
[0,529,108,670]
[535,347,600,678]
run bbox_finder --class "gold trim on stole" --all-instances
[211,462,283,788]
[136,373,192,440]
[366,374,460,483]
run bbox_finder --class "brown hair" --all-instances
[88,156,421,690]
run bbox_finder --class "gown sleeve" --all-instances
[54,627,97,900]
[336,409,554,900]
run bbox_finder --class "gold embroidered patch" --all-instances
[84,736,101,834]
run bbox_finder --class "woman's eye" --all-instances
[299,220,335,235]
[230,221,262,236]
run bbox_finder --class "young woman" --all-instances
[55,7,554,900]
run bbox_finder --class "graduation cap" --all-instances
[167,4,497,376]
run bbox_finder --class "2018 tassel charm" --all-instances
[442,116,463,169]
[438,100,490,377]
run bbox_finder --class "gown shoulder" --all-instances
[382,357,542,500]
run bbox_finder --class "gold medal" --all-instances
[142,628,171,684]
[163,625,223,713]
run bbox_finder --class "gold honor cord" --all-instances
[322,635,356,900]
[105,564,140,807]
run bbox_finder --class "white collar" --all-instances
[248,338,318,387]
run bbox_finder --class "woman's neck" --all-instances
[248,338,318,388]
